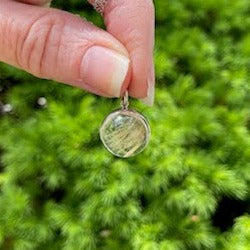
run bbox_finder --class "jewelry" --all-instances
[99,92,151,158]
[93,0,107,16]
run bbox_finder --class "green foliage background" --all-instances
[1,0,250,249]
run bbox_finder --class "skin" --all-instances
[0,0,155,104]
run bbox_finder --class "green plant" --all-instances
[0,0,250,249]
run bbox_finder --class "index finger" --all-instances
[89,0,155,105]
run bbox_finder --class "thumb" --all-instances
[0,0,131,97]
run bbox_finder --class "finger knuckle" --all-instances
[17,12,65,77]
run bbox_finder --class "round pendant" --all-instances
[99,109,150,158]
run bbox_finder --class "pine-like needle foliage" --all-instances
[0,0,250,249]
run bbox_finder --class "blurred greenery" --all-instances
[0,0,250,249]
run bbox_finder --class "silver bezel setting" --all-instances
[99,109,151,158]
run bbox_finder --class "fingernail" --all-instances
[141,80,155,106]
[141,65,155,106]
[81,46,130,97]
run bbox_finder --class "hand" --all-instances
[0,0,155,105]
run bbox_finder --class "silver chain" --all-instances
[93,0,107,16]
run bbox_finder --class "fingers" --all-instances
[89,0,155,105]
[0,0,131,97]
[15,0,51,6]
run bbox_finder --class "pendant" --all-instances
[99,92,150,158]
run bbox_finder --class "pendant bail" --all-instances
[121,91,129,110]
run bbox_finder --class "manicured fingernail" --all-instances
[141,64,155,106]
[141,79,155,106]
[81,46,130,97]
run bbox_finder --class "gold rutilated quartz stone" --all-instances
[99,109,150,158]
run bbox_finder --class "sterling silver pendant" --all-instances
[99,92,150,158]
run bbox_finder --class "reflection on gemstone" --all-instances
[100,109,150,158]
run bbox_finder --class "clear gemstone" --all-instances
[100,109,150,158]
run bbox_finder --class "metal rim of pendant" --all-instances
[99,91,151,158]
